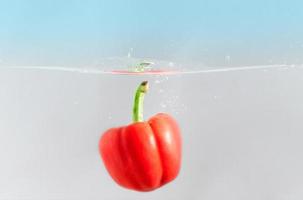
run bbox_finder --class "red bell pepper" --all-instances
[99,81,182,192]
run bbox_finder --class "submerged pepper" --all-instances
[99,81,182,192]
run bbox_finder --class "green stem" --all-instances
[133,81,149,122]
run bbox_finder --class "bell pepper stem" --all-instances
[133,81,149,122]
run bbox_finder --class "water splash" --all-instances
[1,63,301,75]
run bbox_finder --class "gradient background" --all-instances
[0,0,302,67]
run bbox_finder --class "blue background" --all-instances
[0,0,302,67]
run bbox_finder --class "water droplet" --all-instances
[225,55,231,62]
[160,103,167,108]
[127,48,133,58]
[155,79,161,84]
